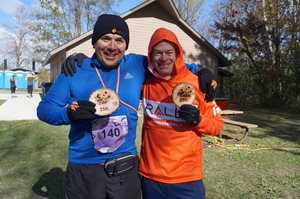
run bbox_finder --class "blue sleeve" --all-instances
[36,74,72,125]
[185,63,202,75]
[127,53,148,78]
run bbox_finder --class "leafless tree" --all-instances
[173,0,205,28]
[3,6,33,69]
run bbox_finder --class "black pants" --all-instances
[27,85,33,95]
[65,157,141,199]
[11,86,16,94]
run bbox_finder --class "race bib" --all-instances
[92,115,128,153]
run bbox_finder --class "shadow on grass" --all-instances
[32,167,65,199]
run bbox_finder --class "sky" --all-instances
[0,0,218,37]
[0,0,218,69]
[0,0,144,68]
[0,0,144,29]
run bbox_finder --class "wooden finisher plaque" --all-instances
[172,82,196,107]
[89,88,120,116]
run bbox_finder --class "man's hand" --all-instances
[197,68,217,102]
[67,100,96,122]
[61,53,88,76]
[178,104,201,126]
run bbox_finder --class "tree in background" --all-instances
[173,0,205,29]
[210,0,300,108]
[1,0,209,74]
[38,67,51,84]
[2,6,33,69]
[33,0,121,48]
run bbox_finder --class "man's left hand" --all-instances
[61,53,88,76]
[178,104,200,126]
[197,68,217,102]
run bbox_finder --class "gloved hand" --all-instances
[197,67,217,102]
[178,104,201,125]
[67,100,96,122]
[61,53,88,76]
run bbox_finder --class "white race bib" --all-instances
[92,115,128,153]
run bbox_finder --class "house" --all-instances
[44,0,231,97]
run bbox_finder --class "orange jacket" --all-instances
[139,28,224,184]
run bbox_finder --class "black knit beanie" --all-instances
[92,14,130,49]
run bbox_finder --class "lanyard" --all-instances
[94,65,120,94]
[94,65,137,113]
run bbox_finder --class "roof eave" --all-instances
[43,30,93,66]
[161,0,231,67]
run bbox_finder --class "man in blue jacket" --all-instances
[37,14,216,199]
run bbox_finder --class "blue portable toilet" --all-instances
[0,70,36,89]
[0,71,5,88]
[0,71,4,88]
[15,71,30,89]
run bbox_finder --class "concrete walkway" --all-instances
[0,92,41,121]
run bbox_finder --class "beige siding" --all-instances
[67,37,94,58]
[50,51,66,81]
[48,0,223,82]
[50,4,219,78]
[45,0,230,98]
[50,38,94,79]
[125,4,219,76]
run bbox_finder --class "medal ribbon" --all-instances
[94,65,138,113]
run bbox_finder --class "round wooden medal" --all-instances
[89,88,120,116]
[172,82,196,107]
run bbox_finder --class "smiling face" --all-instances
[93,33,127,68]
[151,41,177,77]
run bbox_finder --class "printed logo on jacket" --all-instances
[143,98,185,122]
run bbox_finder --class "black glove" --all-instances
[178,104,201,125]
[197,67,217,102]
[67,100,96,122]
[61,53,88,76]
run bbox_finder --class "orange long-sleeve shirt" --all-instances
[139,28,224,184]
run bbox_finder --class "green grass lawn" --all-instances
[0,106,299,199]
[0,100,6,106]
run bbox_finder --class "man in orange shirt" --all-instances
[139,28,224,199]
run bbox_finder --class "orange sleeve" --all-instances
[195,100,223,136]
